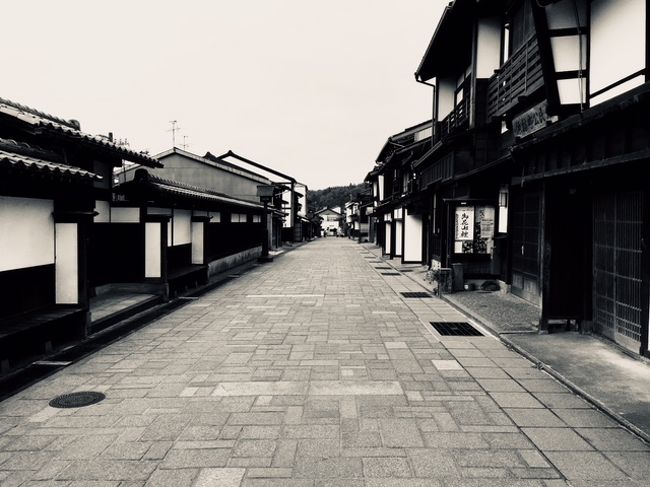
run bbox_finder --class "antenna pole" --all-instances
[167,120,181,147]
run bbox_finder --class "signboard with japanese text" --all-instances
[512,100,555,139]
[455,207,474,241]
[453,204,495,255]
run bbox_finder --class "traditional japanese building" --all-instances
[0,97,161,370]
[316,207,343,237]
[404,0,650,356]
[365,121,433,262]
[114,168,265,295]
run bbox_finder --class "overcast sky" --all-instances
[2,1,446,189]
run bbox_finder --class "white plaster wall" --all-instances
[557,77,587,105]
[437,76,456,119]
[191,222,204,264]
[55,223,78,304]
[385,222,392,254]
[476,17,502,78]
[590,0,646,96]
[173,209,192,246]
[145,223,161,278]
[591,76,646,106]
[404,214,423,262]
[0,196,54,272]
[378,175,385,201]
[551,35,587,72]
[94,200,110,223]
[111,207,140,223]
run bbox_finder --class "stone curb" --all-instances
[442,294,650,446]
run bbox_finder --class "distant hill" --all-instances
[307,183,367,212]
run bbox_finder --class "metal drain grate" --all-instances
[430,322,483,337]
[381,272,401,276]
[49,391,106,409]
[400,269,413,273]
[374,266,392,270]
[401,292,432,298]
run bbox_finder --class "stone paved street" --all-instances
[1,238,649,486]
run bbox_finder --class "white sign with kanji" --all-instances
[455,207,474,241]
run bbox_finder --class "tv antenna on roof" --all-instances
[181,135,189,150]
[167,120,181,147]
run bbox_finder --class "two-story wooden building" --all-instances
[367,0,650,357]
[365,121,433,262]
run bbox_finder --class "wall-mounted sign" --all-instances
[455,207,474,241]
[512,100,553,139]
[454,204,495,255]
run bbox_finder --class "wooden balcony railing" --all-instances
[433,94,470,145]
[486,36,544,120]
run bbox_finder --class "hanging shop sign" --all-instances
[512,100,553,139]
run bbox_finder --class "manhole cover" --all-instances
[401,292,432,298]
[430,321,483,337]
[49,391,106,409]
[381,272,401,276]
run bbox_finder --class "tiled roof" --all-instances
[118,169,264,210]
[0,97,161,168]
[0,146,101,181]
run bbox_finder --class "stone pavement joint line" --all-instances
[0,238,648,486]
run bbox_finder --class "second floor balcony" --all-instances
[486,35,544,120]
[433,79,471,145]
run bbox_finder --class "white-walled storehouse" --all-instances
[0,97,161,370]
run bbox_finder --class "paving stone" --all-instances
[160,449,230,468]
[545,451,628,480]
[144,468,197,486]
[490,393,545,409]
[194,467,245,487]
[308,381,403,396]
[522,428,594,451]
[406,449,460,478]
[379,419,423,447]
[503,409,566,427]
[362,457,412,477]
[0,239,645,485]
[550,408,619,428]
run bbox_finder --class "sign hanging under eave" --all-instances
[512,100,557,139]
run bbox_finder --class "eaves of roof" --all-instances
[118,169,264,210]
[0,148,102,181]
[0,98,161,168]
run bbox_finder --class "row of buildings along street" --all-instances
[0,97,321,377]
[359,0,650,359]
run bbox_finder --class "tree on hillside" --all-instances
[307,183,368,212]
